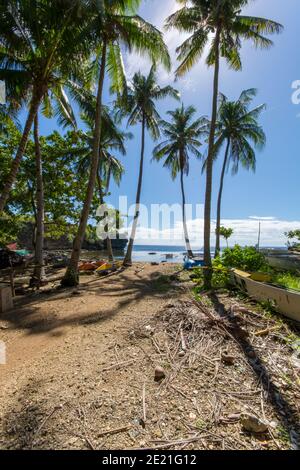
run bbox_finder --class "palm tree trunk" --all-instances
[215,138,230,257]
[61,41,107,286]
[27,181,37,250]
[180,168,194,258]
[104,168,114,261]
[203,26,221,289]
[97,171,114,262]
[0,91,43,212]
[123,114,146,266]
[31,113,46,286]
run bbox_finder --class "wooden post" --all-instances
[9,268,15,297]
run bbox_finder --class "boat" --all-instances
[231,269,300,322]
[266,253,300,272]
[183,256,205,270]
[0,247,30,270]
[79,260,106,272]
[95,260,123,274]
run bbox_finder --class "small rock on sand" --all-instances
[154,366,166,382]
[241,413,268,434]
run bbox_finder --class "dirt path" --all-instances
[0,263,185,449]
[0,264,178,382]
[0,263,299,450]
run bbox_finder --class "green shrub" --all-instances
[273,272,300,292]
[221,245,267,272]
[212,257,230,287]
[191,257,230,290]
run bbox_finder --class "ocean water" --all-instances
[131,245,192,263]
[82,245,287,264]
[129,245,287,263]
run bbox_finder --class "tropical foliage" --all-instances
[285,230,300,251]
[221,245,267,272]
[217,226,234,248]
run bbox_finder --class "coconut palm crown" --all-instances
[153,104,208,257]
[213,88,266,255]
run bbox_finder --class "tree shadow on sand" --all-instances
[1,268,180,336]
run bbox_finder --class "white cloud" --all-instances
[128,217,300,247]
[249,216,276,221]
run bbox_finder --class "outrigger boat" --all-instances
[183,256,205,270]
[231,269,300,323]
[79,260,106,272]
[95,260,123,275]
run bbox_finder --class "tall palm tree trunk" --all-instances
[123,115,146,266]
[104,167,114,262]
[215,138,230,257]
[106,234,114,262]
[180,167,194,258]
[0,90,43,212]
[31,113,46,286]
[61,42,107,286]
[203,26,221,289]
[97,171,114,262]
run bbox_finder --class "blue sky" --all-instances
[36,0,300,246]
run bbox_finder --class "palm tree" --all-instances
[30,113,46,286]
[213,89,266,256]
[166,0,283,288]
[118,66,180,266]
[62,0,171,286]
[65,112,131,261]
[30,85,81,287]
[97,133,128,262]
[0,0,91,212]
[153,105,207,258]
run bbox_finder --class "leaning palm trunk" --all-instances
[180,167,194,259]
[61,43,107,286]
[0,89,43,212]
[203,27,221,289]
[123,115,146,266]
[31,113,46,286]
[215,139,230,257]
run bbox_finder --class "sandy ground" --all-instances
[0,264,183,448]
[0,264,179,380]
[0,263,299,450]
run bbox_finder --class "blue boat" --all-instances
[183,256,205,270]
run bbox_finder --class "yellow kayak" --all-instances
[95,260,123,273]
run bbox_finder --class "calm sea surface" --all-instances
[81,245,287,264]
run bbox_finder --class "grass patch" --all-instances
[272,272,300,292]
